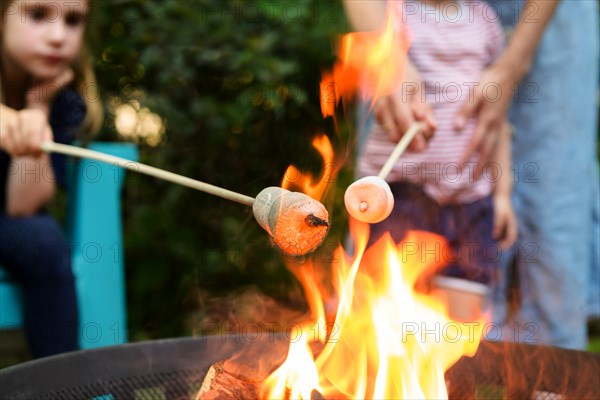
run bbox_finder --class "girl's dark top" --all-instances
[0,89,86,214]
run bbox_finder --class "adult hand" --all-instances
[374,60,436,151]
[454,58,520,179]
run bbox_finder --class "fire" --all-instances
[262,220,485,399]
[281,134,335,202]
[319,1,410,117]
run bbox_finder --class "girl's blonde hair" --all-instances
[0,0,103,137]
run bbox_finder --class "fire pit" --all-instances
[0,335,598,400]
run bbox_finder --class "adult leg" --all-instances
[588,162,600,321]
[485,0,524,335]
[505,0,599,349]
[0,214,79,357]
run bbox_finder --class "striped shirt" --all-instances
[358,0,504,204]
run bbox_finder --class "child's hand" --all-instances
[493,193,518,250]
[0,68,73,157]
[375,91,436,151]
[0,106,53,157]
[374,60,436,151]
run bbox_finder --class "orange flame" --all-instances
[281,134,335,201]
[320,71,338,118]
[320,2,411,117]
[262,222,485,399]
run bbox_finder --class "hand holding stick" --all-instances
[41,142,329,256]
[344,122,422,223]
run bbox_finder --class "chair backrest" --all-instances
[66,142,138,349]
[0,267,23,327]
[0,142,138,351]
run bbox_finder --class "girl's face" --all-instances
[1,0,88,80]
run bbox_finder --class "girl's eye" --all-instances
[28,9,46,22]
[65,13,85,27]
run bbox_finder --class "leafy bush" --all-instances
[92,0,352,340]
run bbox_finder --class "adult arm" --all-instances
[492,124,517,249]
[456,0,561,174]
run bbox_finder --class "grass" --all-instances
[588,318,600,353]
[587,336,600,353]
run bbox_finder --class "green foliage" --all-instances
[588,336,600,353]
[91,0,351,340]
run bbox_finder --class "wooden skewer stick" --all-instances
[41,141,255,206]
[377,121,423,180]
[41,141,330,256]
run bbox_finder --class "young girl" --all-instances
[1,0,102,357]
[351,0,517,322]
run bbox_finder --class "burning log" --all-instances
[40,142,329,255]
[344,122,422,223]
[196,360,265,400]
[197,359,327,400]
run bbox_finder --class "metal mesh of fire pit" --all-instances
[0,335,598,400]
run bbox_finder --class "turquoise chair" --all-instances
[0,142,138,350]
